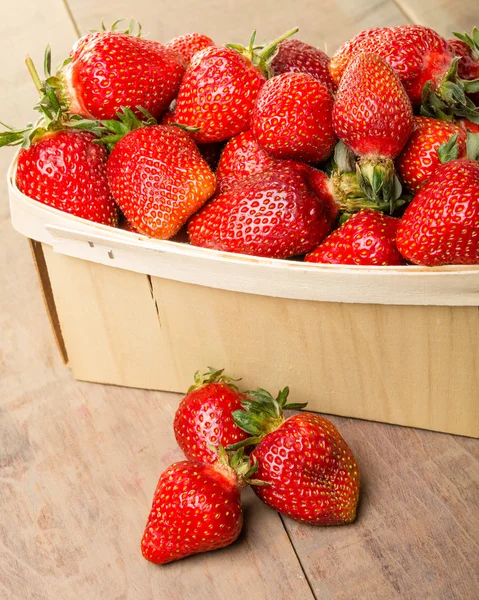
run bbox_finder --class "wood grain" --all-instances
[394,0,479,37]
[1,0,479,599]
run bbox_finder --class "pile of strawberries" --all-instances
[141,369,360,564]
[2,21,479,266]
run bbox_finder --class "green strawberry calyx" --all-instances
[188,367,241,393]
[211,444,268,488]
[227,387,307,450]
[438,131,479,163]
[420,57,479,124]
[453,27,479,62]
[226,27,299,78]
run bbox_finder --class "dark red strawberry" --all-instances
[174,369,250,464]
[165,32,215,63]
[230,388,360,525]
[332,53,413,210]
[188,163,332,258]
[270,38,336,93]
[141,448,261,564]
[106,122,216,238]
[251,72,336,163]
[330,25,479,120]
[448,29,479,106]
[215,130,277,193]
[57,22,185,120]
[397,116,467,193]
[305,210,404,265]
[174,29,298,142]
[396,159,479,265]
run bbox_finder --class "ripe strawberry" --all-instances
[141,448,261,564]
[397,116,467,194]
[448,29,479,106]
[165,32,215,63]
[396,159,479,266]
[270,39,336,93]
[332,53,413,210]
[330,25,478,119]
[174,369,250,464]
[160,106,177,125]
[251,72,336,163]
[174,29,297,143]
[215,130,277,193]
[107,123,216,238]
[4,129,118,226]
[230,388,360,525]
[305,210,404,266]
[188,163,332,258]
[459,118,479,134]
[57,23,185,120]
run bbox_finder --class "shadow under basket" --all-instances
[8,158,479,438]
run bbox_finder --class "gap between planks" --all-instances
[279,514,318,600]
[391,0,420,22]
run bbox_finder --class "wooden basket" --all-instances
[8,158,479,438]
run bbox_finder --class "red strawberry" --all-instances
[330,25,478,119]
[58,23,185,120]
[174,369,250,464]
[141,449,259,564]
[397,116,467,194]
[107,123,216,238]
[251,72,336,163]
[118,212,140,233]
[396,159,479,266]
[230,388,360,525]
[332,53,413,210]
[160,106,177,125]
[165,32,215,63]
[459,118,479,134]
[270,39,336,93]
[448,30,479,106]
[188,163,332,258]
[215,130,277,193]
[305,210,404,266]
[174,29,297,143]
[10,130,118,226]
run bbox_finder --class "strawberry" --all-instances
[57,21,185,120]
[174,29,297,143]
[165,32,215,63]
[270,38,336,93]
[448,29,479,106]
[305,210,404,266]
[330,25,479,120]
[396,116,467,194]
[230,388,360,525]
[160,106,177,125]
[251,72,336,163]
[459,118,479,134]
[396,159,479,266]
[215,130,277,193]
[105,116,216,239]
[332,53,413,210]
[188,163,332,258]
[174,369,250,464]
[141,448,261,564]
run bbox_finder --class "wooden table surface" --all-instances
[1,1,478,599]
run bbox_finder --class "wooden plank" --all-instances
[394,0,479,38]
[66,0,408,53]
[281,415,479,600]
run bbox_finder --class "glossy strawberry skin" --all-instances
[330,25,454,106]
[174,46,266,143]
[141,461,242,564]
[397,117,467,194]
[252,73,336,163]
[188,164,332,258]
[396,159,479,266]
[215,130,277,193]
[60,32,185,120]
[16,130,118,226]
[332,53,413,159]
[251,413,360,525]
[165,33,215,63]
[174,383,250,464]
[305,210,404,266]
[447,39,479,80]
[107,125,216,239]
[271,39,336,94]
